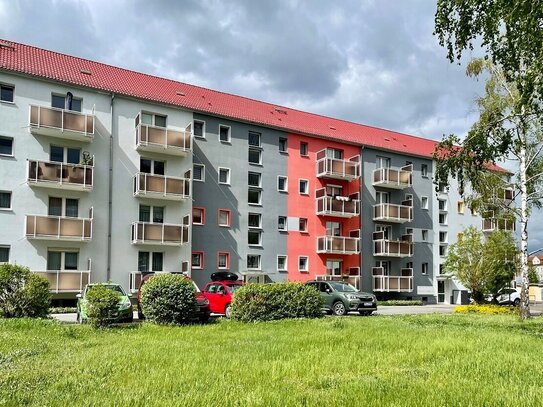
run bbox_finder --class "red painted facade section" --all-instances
[286,133,361,282]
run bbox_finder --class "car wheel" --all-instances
[225,304,232,319]
[199,314,210,323]
[332,301,347,316]
[514,298,521,306]
[359,311,372,316]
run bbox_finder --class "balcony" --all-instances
[315,188,360,218]
[373,231,413,258]
[29,105,94,142]
[27,159,93,191]
[26,211,93,241]
[317,236,360,255]
[131,222,189,246]
[316,149,360,181]
[372,267,413,292]
[315,275,361,290]
[133,173,190,201]
[482,218,516,233]
[496,187,515,202]
[373,200,413,223]
[372,164,412,189]
[34,270,90,293]
[135,114,192,156]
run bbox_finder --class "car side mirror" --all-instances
[76,293,82,298]
[325,289,332,294]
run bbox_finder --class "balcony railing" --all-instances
[315,275,361,290]
[482,218,516,233]
[29,105,94,142]
[135,114,192,156]
[372,231,413,257]
[373,200,413,223]
[316,149,360,181]
[129,271,188,293]
[25,210,93,241]
[27,159,93,191]
[133,173,190,201]
[316,236,360,255]
[34,270,90,293]
[372,164,412,189]
[315,189,360,218]
[131,222,189,246]
[372,267,413,292]
[496,188,515,201]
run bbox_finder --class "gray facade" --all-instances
[191,113,288,288]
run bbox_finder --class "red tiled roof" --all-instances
[0,39,506,169]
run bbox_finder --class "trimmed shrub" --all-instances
[0,264,51,318]
[454,304,516,315]
[378,300,423,306]
[86,285,121,328]
[231,282,323,322]
[140,274,197,325]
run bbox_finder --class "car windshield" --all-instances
[87,285,126,295]
[227,284,243,293]
[328,282,358,292]
[191,281,201,292]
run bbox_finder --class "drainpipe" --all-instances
[107,93,115,280]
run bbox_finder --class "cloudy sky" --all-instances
[1,0,541,251]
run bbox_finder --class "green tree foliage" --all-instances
[444,227,518,303]
[86,284,121,328]
[0,264,51,318]
[528,265,539,284]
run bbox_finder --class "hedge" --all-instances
[86,284,122,327]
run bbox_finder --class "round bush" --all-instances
[140,274,197,325]
[86,284,122,327]
[0,264,51,318]
[231,282,323,322]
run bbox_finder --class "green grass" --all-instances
[1,315,543,406]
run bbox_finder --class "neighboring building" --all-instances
[0,39,511,304]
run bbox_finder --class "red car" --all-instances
[203,272,244,318]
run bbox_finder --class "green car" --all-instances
[76,283,134,323]
[306,281,377,316]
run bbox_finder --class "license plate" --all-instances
[363,302,373,307]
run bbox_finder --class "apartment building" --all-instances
[0,40,512,304]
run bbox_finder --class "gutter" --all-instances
[107,93,115,280]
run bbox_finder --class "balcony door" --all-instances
[326,221,342,237]
[48,197,78,218]
[326,259,343,276]
[375,225,391,239]
[326,148,343,159]
[50,145,80,164]
[376,191,389,204]
[375,260,390,276]
[376,156,391,169]
[138,251,163,273]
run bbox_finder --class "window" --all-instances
[140,158,165,175]
[218,167,231,185]
[192,207,205,225]
[279,138,287,153]
[376,156,391,169]
[326,221,341,236]
[219,125,231,143]
[299,218,308,233]
[0,84,14,103]
[438,182,448,193]
[422,263,428,275]
[48,197,78,217]
[0,246,9,263]
[248,230,262,246]
[193,164,205,182]
[438,199,447,211]
[439,213,448,225]
[194,120,205,138]
[299,179,309,195]
[277,176,288,192]
[439,231,448,243]
[422,230,428,241]
[248,172,261,187]
[439,264,445,275]
[247,255,261,270]
[327,148,343,159]
[218,252,230,269]
[0,136,13,156]
[277,255,287,271]
[248,189,261,205]
[248,131,261,147]
[278,216,287,231]
[0,191,11,210]
[248,213,262,229]
[218,209,231,227]
[50,146,80,164]
[141,112,167,128]
[138,252,163,272]
[421,196,429,210]
[376,191,389,204]
[439,245,447,257]
[327,259,343,276]
[139,205,163,223]
[299,256,309,272]
[47,250,79,270]
[52,93,82,112]
[248,149,262,165]
[300,142,308,156]
[457,201,465,214]
[192,252,204,269]
[421,164,428,178]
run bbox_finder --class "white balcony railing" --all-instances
[372,231,413,257]
[133,173,190,200]
[315,190,360,218]
[131,222,189,246]
[315,149,360,181]
[135,114,192,156]
[372,164,412,189]
[34,270,91,293]
[25,209,93,241]
[29,105,94,141]
[316,236,360,255]
[373,201,413,223]
[481,218,516,233]
[27,159,93,191]
[315,274,361,290]
[372,267,413,292]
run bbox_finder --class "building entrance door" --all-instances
[438,281,446,303]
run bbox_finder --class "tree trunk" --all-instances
[519,142,531,319]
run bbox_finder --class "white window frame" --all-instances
[439,231,448,244]
[141,111,167,128]
[277,176,288,192]
[248,171,262,188]
[421,196,429,210]
[248,148,262,165]
[248,213,262,229]
[218,167,231,185]
[0,136,14,157]
[0,83,15,104]
[422,230,428,241]
[422,262,428,275]
[299,179,309,195]
[193,163,205,182]
[438,199,448,212]
[421,164,428,178]
[0,245,10,264]
[248,131,261,147]
[218,252,230,270]
[300,141,309,157]
[298,256,309,272]
[439,213,448,225]
[191,252,203,269]
[193,120,206,138]
[277,255,287,271]
[248,188,262,206]
[457,200,465,214]
[279,137,288,153]
[278,216,287,231]
[247,254,261,271]
[0,190,12,211]
[47,249,80,270]
[248,230,262,247]
[218,124,231,143]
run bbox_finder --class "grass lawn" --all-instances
[1,314,542,406]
